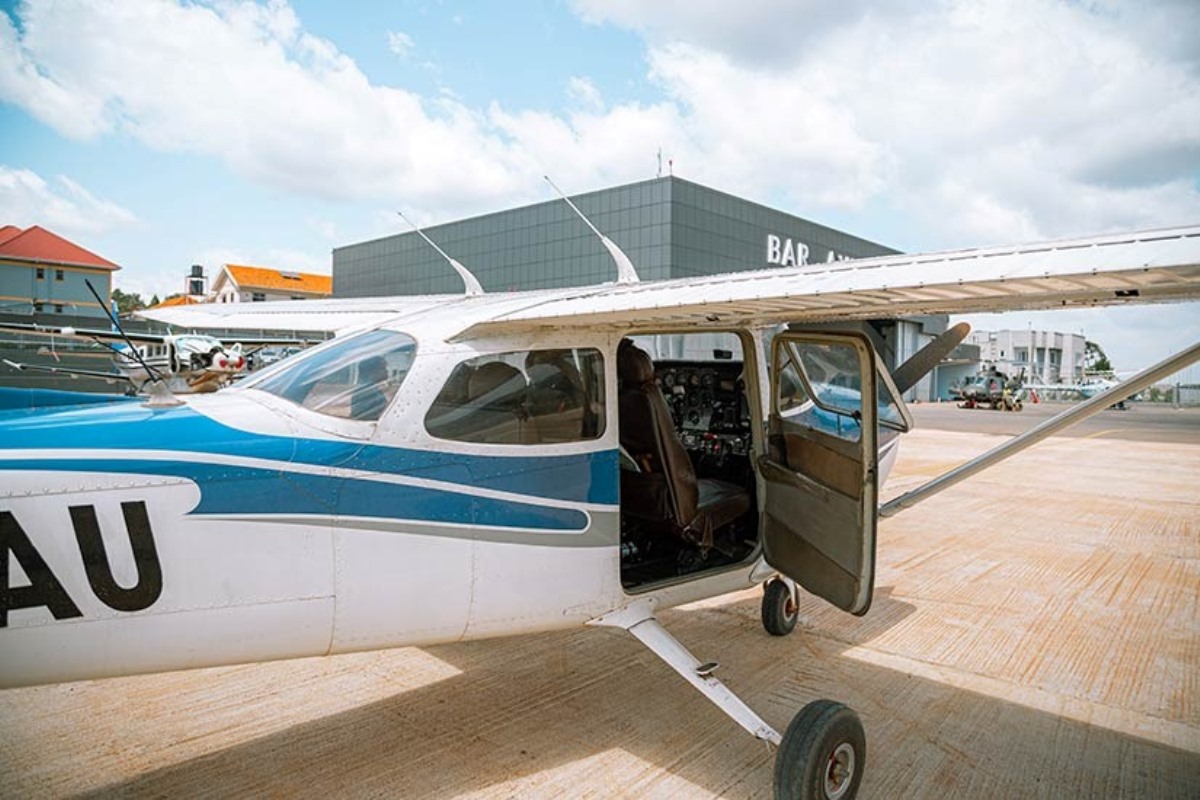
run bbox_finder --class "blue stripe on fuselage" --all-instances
[0,456,589,530]
[0,402,618,507]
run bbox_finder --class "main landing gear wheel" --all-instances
[774,700,865,800]
[762,579,798,636]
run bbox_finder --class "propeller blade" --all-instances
[892,321,971,394]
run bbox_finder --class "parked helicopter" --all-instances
[950,366,1026,410]
[1,220,1198,799]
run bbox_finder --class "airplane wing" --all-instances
[459,225,1200,339]
[137,225,1200,341]
[0,321,170,346]
[1,358,132,384]
[136,295,446,333]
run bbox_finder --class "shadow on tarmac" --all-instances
[67,587,1197,799]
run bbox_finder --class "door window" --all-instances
[777,339,909,436]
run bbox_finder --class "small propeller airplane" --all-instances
[1,323,249,394]
[0,315,321,396]
[1020,374,1133,408]
[1,215,1199,799]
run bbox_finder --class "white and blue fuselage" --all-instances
[0,310,900,689]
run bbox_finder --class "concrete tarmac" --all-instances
[911,400,1200,444]
[1,407,1197,798]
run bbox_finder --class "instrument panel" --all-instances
[655,361,751,457]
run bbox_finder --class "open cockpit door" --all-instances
[760,331,881,616]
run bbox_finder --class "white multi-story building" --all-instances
[967,329,1088,385]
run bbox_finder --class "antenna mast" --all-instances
[396,211,484,296]
[544,176,640,285]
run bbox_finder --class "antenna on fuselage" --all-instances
[84,279,182,407]
[544,175,640,284]
[85,280,156,377]
[396,211,484,296]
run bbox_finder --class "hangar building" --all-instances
[333,176,950,400]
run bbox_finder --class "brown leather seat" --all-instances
[617,341,750,548]
[525,350,588,442]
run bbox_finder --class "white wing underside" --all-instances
[140,225,1200,340]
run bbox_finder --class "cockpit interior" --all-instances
[617,333,760,590]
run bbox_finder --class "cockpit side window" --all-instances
[248,329,416,422]
[425,348,605,444]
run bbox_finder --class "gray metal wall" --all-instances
[333,176,897,297]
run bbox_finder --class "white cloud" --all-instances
[387,30,414,58]
[569,0,915,69]
[572,0,1200,245]
[566,76,604,113]
[0,0,533,215]
[0,165,137,235]
[0,0,1195,249]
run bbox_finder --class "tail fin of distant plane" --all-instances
[892,322,972,394]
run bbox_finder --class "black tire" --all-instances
[774,700,865,800]
[762,579,798,636]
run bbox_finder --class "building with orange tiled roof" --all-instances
[210,264,332,304]
[148,294,203,309]
[0,225,120,320]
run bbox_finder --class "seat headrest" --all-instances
[469,361,523,400]
[360,356,388,383]
[526,350,583,392]
[618,342,655,385]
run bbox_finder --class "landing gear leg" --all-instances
[589,601,866,800]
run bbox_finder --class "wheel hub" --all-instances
[823,742,855,799]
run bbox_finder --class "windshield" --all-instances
[248,329,416,421]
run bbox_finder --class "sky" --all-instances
[0,0,1197,371]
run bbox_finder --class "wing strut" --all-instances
[881,340,1200,518]
[588,600,781,745]
[2,358,132,385]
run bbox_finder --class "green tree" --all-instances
[1085,341,1113,374]
[110,288,147,315]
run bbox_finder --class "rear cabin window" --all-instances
[250,329,416,421]
[425,348,605,444]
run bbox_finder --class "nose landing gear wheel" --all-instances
[762,578,798,636]
[774,699,865,800]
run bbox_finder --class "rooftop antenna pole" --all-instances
[396,211,484,296]
[543,175,640,284]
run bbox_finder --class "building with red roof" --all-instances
[0,225,120,320]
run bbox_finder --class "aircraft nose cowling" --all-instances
[0,400,310,510]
